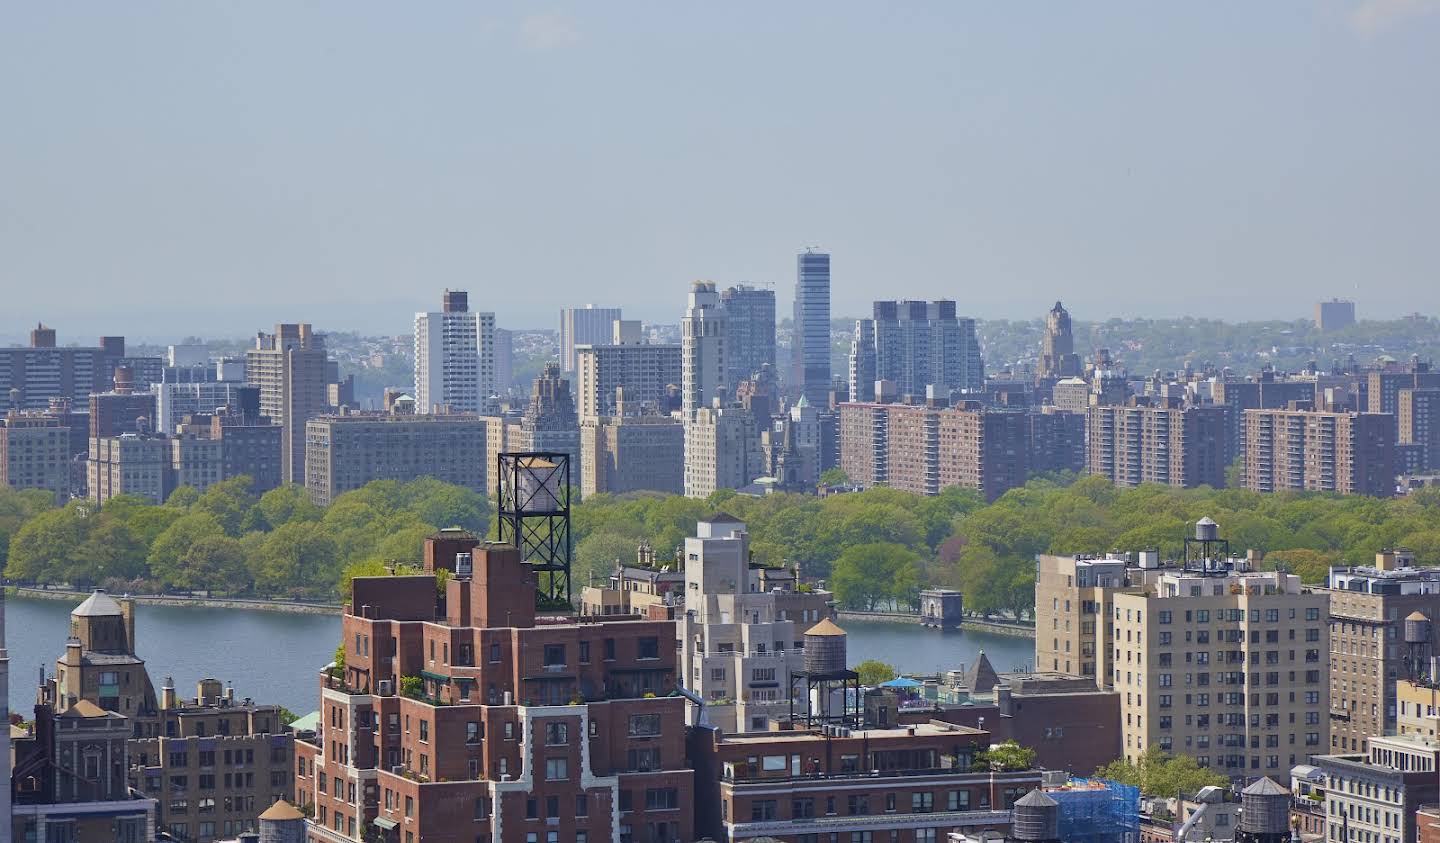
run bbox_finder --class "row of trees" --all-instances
[571,475,1440,618]
[1,477,490,599]
[5,470,1440,607]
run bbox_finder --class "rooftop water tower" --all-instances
[791,618,860,728]
[1236,777,1291,843]
[1009,789,1060,842]
[497,452,573,606]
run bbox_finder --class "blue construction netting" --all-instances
[1049,778,1141,843]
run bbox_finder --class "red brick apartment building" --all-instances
[689,721,1041,843]
[294,532,693,843]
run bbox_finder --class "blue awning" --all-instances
[879,677,922,688]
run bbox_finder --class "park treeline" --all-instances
[0,478,490,599]
[4,474,1438,607]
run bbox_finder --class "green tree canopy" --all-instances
[856,659,896,686]
[1096,745,1228,798]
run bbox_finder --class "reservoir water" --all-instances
[5,597,1035,717]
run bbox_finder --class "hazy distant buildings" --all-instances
[521,362,580,468]
[683,405,761,498]
[1086,403,1228,489]
[792,250,831,406]
[493,326,514,396]
[574,327,681,421]
[88,409,281,504]
[847,318,877,403]
[0,413,71,503]
[245,324,335,485]
[1399,388,1440,471]
[0,326,124,410]
[858,299,984,399]
[681,281,726,417]
[1243,407,1395,497]
[413,290,497,414]
[720,284,776,386]
[1317,298,1357,332]
[838,399,1029,500]
[558,304,622,372]
[1028,407,1087,475]
[1039,300,1082,380]
[304,412,486,505]
[580,400,684,496]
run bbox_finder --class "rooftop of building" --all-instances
[71,589,124,617]
[719,720,986,745]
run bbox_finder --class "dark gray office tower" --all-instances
[720,285,776,387]
[792,250,831,407]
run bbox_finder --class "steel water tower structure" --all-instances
[497,452,573,605]
[1236,777,1292,843]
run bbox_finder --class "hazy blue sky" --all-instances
[4,2,1439,340]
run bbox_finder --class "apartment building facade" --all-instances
[414,290,498,415]
[1087,403,1228,489]
[579,412,684,497]
[1,413,72,503]
[295,535,694,843]
[245,323,335,485]
[1324,551,1440,752]
[35,590,292,842]
[1243,407,1396,497]
[574,342,681,421]
[690,722,1039,843]
[304,413,486,505]
[837,400,1028,501]
[677,515,833,733]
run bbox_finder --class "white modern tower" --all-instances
[413,290,497,415]
[559,305,623,372]
[681,281,726,417]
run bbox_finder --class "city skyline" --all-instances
[6,3,1440,337]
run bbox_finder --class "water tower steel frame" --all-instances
[497,452,573,605]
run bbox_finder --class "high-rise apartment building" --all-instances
[154,375,252,435]
[1028,407,1087,476]
[304,413,487,505]
[1367,360,1440,418]
[1036,520,1329,780]
[579,410,684,497]
[414,290,498,415]
[559,304,623,372]
[574,335,681,421]
[494,326,514,397]
[1243,407,1395,497]
[837,400,1029,500]
[682,282,726,417]
[1087,403,1228,489]
[1316,298,1357,332]
[1399,388,1440,470]
[295,534,694,843]
[88,368,158,439]
[1039,301,1082,380]
[414,289,498,415]
[792,250,831,407]
[1323,550,1440,752]
[683,405,761,499]
[719,285,776,387]
[677,515,833,733]
[246,324,334,485]
[0,326,125,410]
[1212,371,1321,463]
[868,300,984,397]
[1,413,71,503]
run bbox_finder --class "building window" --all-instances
[911,792,933,813]
[646,788,679,810]
[546,723,568,745]
[546,758,568,781]
[628,714,661,736]
[638,637,660,660]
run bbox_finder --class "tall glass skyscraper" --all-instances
[792,250,831,407]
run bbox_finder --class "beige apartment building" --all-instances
[1037,519,1330,782]
[303,412,486,505]
[579,411,683,496]
[245,323,334,485]
[1243,407,1396,497]
[1324,549,1440,753]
